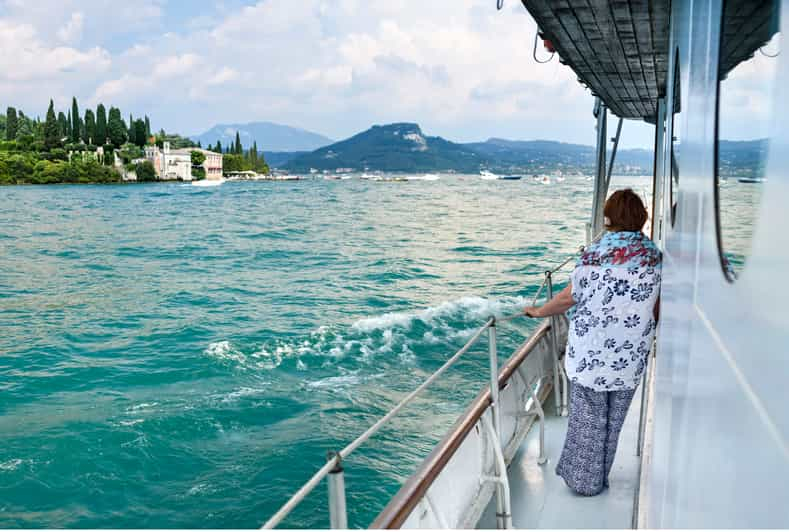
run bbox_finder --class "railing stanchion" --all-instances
[488,317,502,443]
[487,317,509,529]
[327,452,348,529]
[545,271,563,415]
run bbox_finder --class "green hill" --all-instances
[284,123,485,172]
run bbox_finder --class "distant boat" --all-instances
[556,176,566,182]
[359,173,374,180]
[480,170,498,180]
[738,176,765,183]
[540,175,551,184]
[192,178,225,187]
[498,175,522,180]
[413,173,440,181]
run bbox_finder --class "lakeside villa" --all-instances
[143,142,223,181]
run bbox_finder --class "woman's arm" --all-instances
[523,283,575,318]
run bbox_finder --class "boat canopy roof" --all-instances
[520,0,778,122]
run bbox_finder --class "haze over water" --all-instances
[1,175,655,527]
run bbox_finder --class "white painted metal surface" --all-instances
[646,0,789,527]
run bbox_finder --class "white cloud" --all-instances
[207,67,240,86]
[0,20,109,82]
[57,12,84,43]
[0,0,658,146]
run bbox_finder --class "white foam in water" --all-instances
[219,386,268,403]
[0,458,23,471]
[204,341,248,365]
[306,372,362,389]
[204,296,529,374]
[352,295,528,333]
[118,418,145,427]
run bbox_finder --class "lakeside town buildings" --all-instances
[144,142,222,181]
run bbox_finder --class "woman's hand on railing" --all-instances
[525,284,575,318]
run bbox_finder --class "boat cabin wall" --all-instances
[646,0,789,527]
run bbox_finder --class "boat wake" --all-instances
[202,295,530,374]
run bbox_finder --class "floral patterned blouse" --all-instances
[565,231,662,391]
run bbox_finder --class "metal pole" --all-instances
[545,272,561,415]
[606,116,624,191]
[482,415,513,529]
[591,98,608,238]
[487,318,508,529]
[488,317,502,441]
[636,346,653,457]
[651,97,667,243]
[327,452,348,529]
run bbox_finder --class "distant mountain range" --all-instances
[194,120,765,176]
[281,123,654,174]
[191,121,333,152]
[718,139,768,177]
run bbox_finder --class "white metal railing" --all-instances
[261,253,585,530]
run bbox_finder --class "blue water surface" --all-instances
[0,175,650,528]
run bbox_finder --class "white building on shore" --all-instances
[144,142,223,181]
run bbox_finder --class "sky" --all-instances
[1,0,668,149]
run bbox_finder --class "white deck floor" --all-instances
[478,389,643,529]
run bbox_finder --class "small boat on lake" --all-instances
[191,178,225,187]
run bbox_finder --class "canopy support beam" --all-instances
[590,98,608,239]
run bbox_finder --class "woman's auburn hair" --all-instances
[604,188,648,232]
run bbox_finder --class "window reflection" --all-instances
[716,1,780,281]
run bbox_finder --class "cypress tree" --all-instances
[96,104,107,145]
[235,131,242,154]
[107,106,127,148]
[58,112,68,139]
[251,141,258,167]
[128,113,134,139]
[84,109,96,144]
[71,97,81,143]
[144,115,151,138]
[15,112,33,141]
[44,99,60,150]
[215,140,222,153]
[5,107,17,140]
[133,119,146,147]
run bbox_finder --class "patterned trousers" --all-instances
[555,383,636,496]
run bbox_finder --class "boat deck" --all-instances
[477,388,643,529]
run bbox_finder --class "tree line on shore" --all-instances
[0,97,268,184]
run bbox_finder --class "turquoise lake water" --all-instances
[0,175,657,528]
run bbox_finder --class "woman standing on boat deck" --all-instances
[523,189,661,496]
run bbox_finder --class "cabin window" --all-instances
[669,50,681,227]
[715,0,781,281]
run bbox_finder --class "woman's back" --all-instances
[567,230,662,391]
